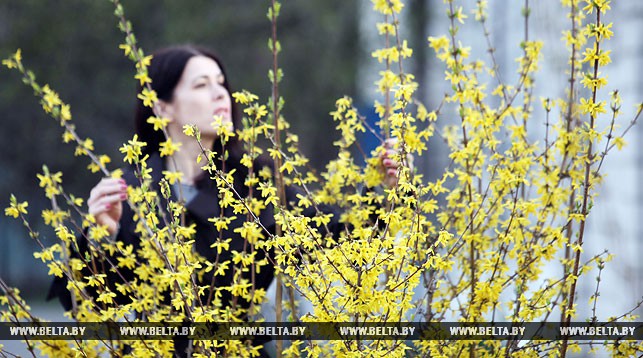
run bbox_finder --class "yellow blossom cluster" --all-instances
[2,0,642,357]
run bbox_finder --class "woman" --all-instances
[49,44,405,355]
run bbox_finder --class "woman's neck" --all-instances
[166,134,214,185]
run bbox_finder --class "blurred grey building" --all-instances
[357,0,642,320]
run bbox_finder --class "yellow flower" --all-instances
[135,71,152,85]
[372,0,404,15]
[583,0,611,14]
[428,36,449,52]
[42,210,68,226]
[62,130,75,143]
[162,170,184,185]
[118,245,137,269]
[210,238,232,255]
[582,44,611,66]
[136,54,153,70]
[119,43,132,57]
[137,87,158,107]
[33,244,59,263]
[377,23,395,35]
[234,221,264,245]
[119,134,147,163]
[42,85,62,112]
[47,262,64,278]
[110,169,124,179]
[5,195,28,218]
[579,98,606,117]
[74,138,94,157]
[580,72,608,90]
[243,104,268,119]
[436,230,453,247]
[279,161,295,174]
[2,49,22,69]
[55,225,75,242]
[146,116,170,131]
[213,260,230,276]
[97,291,117,304]
[88,224,110,241]
[613,137,626,150]
[60,104,71,122]
[452,6,468,24]
[588,22,613,40]
[182,124,197,137]
[231,90,258,105]
[176,223,197,240]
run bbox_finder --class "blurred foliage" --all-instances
[0,0,358,294]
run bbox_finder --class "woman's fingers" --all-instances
[87,178,127,213]
[88,192,127,215]
[84,178,127,236]
[382,158,399,169]
[380,143,414,171]
[88,179,127,203]
[379,138,416,188]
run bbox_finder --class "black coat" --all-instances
[48,152,344,314]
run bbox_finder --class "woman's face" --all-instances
[164,55,233,139]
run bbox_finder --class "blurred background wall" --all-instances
[357,0,642,320]
[1,0,641,322]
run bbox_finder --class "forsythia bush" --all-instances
[2,0,642,356]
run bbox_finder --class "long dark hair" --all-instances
[134,45,272,189]
[135,45,241,155]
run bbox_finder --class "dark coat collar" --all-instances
[144,153,221,224]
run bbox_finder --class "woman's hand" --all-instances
[379,138,414,188]
[87,178,128,236]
